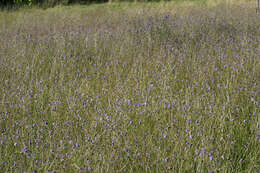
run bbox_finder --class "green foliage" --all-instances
[13,0,33,5]
[1,0,209,9]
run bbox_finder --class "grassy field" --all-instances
[0,0,259,172]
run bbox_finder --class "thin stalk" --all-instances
[257,0,260,13]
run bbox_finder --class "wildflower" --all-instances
[164,157,169,162]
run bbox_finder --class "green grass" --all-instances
[0,0,259,172]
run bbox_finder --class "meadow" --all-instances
[0,0,259,172]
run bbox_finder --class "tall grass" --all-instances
[0,1,259,172]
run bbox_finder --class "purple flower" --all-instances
[22,147,28,154]
[164,157,169,162]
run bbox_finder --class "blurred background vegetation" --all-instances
[1,0,257,10]
[0,0,206,9]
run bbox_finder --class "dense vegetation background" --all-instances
[1,0,205,8]
[0,0,100,7]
